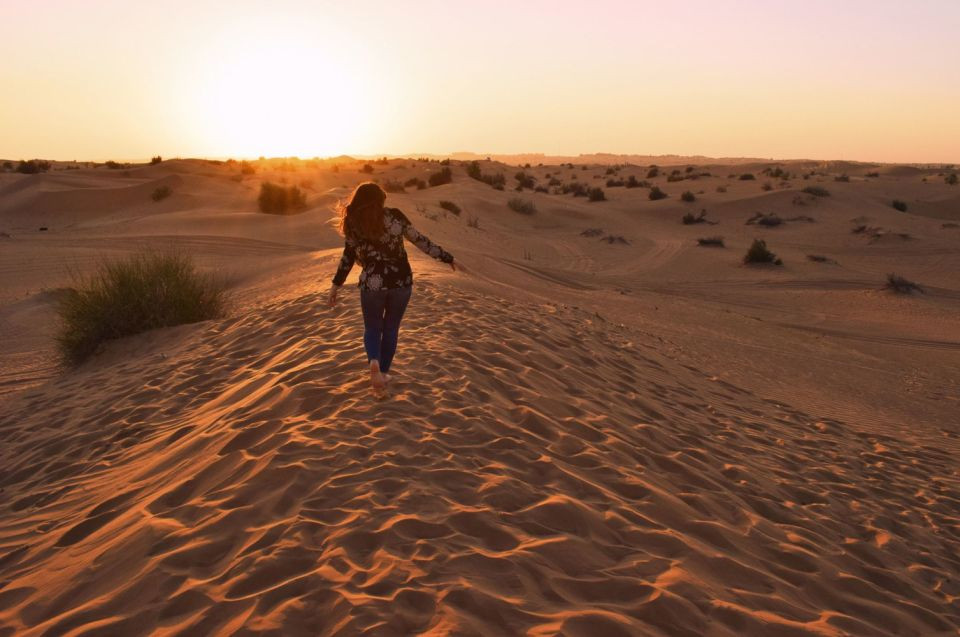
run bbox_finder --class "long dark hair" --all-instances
[338,182,386,241]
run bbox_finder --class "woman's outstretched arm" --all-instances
[332,236,357,287]
[396,210,454,264]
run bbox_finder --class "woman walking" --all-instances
[328,182,457,390]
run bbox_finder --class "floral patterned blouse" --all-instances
[332,207,454,291]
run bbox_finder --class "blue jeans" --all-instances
[360,286,412,373]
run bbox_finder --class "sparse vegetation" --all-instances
[16,159,52,174]
[682,210,707,225]
[258,182,306,214]
[601,235,629,244]
[762,182,773,191]
[697,237,725,247]
[580,228,604,237]
[802,186,831,197]
[439,200,461,215]
[625,175,647,189]
[746,212,783,227]
[743,239,782,265]
[151,185,172,202]
[648,186,668,201]
[427,167,453,187]
[361,163,374,174]
[404,177,427,190]
[884,273,923,294]
[466,215,480,229]
[716,185,727,193]
[56,251,227,365]
[508,197,536,215]
[946,173,958,186]
[587,187,606,202]
[834,174,850,182]
[680,190,696,202]
[646,167,659,179]
[466,161,505,190]
[739,173,756,181]
[514,171,536,190]
[892,199,908,212]
[240,161,256,175]
[104,160,129,170]
[150,156,162,165]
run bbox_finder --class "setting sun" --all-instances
[181,18,374,158]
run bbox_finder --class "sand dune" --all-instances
[1,158,959,635]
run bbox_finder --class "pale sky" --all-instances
[2,0,959,163]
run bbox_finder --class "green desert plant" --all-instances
[151,185,172,202]
[56,251,227,365]
[743,239,782,265]
[258,182,306,214]
[508,197,536,215]
[439,200,461,215]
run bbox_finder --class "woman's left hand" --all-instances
[328,285,340,307]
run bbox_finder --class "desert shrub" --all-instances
[762,182,773,191]
[884,273,923,294]
[601,235,629,244]
[382,179,406,193]
[151,185,172,202]
[466,215,480,228]
[681,190,696,202]
[892,199,908,212]
[682,210,707,225]
[648,186,668,201]
[746,212,782,227]
[646,167,659,178]
[625,175,647,189]
[580,228,604,237]
[361,163,374,173]
[807,254,833,263]
[666,173,686,183]
[716,185,727,193]
[946,173,958,186]
[802,186,830,197]
[942,222,959,229]
[739,173,756,181]
[428,167,452,187]
[508,197,536,215]
[439,200,461,215]
[834,174,850,182]
[17,159,52,174]
[697,237,724,247]
[743,239,782,265]
[606,178,625,187]
[104,160,129,170]
[258,182,306,214]
[240,161,256,175]
[56,251,227,365]
[515,171,536,189]
[587,187,606,202]
[2,160,13,171]
[866,171,880,178]
[548,177,563,187]
[150,156,162,165]
[562,182,589,197]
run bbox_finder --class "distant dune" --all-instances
[1,157,958,635]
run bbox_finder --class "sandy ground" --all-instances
[0,158,958,635]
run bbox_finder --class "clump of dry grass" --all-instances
[884,273,923,294]
[56,251,227,365]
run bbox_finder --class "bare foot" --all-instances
[382,373,391,384]
[369,360,386,391]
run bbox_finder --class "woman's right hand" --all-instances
[328,285,340,307]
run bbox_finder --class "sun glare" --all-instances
[186,21,372,158]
